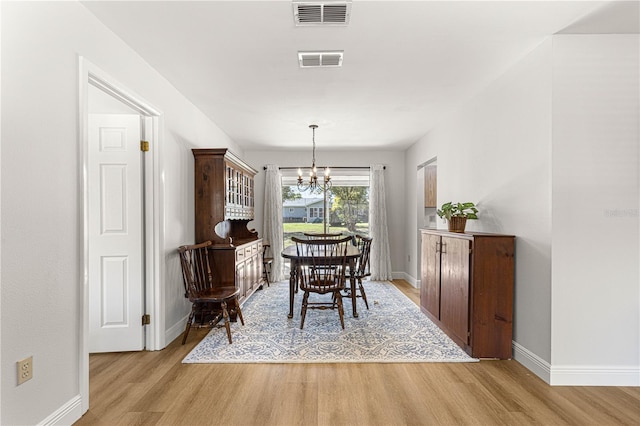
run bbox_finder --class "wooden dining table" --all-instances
[281,244,362,319]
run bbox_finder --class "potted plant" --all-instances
[436,202,479,233]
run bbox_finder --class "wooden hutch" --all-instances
[192,148,264,304]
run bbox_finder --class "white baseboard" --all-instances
[513,341,640,386]
[39,395,83,426]
[550,365,640,386]
[512,341,551,384]
[392,271,419,288]
[164,313,189,347]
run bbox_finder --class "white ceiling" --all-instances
[81,0,638,151]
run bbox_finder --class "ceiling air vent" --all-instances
[298,51,344,68]
[293,1,351,26]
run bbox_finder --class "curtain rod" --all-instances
[263,166,385,170]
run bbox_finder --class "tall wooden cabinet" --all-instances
[192,148,257,244]
[420,229,515,359]
[192,148,264,304]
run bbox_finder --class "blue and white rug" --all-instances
[183,280,477,364]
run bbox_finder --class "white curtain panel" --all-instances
[369,164,393,281]
[263,164,285,282]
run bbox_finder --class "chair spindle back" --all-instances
[179,241,213,300]
[302,232,343,240]
[292,236,352,294]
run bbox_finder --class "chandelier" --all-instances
[297,124,332,192]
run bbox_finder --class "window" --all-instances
[309,207,324,218]
[281,168,370,247]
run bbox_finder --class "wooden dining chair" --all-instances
[178,241,244,344]
[292,236,352,329]
[293,233,343,292]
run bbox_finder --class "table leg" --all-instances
[288,260,296,318]
[349,258,358,318]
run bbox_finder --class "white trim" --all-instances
[512,341,551,384]
[393,271,418,288]
[550,365,640,387]
[78,56,90,415]
[78,56,165,415]
[143,115,166,351]
[38,395,82,426]
[513,341,640,386]
[165,313,191,346]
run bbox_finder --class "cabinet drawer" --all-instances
[245,247,252,257]
[235,248,245,263]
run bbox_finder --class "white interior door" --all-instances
[88,113,145,353]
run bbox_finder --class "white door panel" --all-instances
[89,114,144,353]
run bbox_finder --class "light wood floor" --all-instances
[75,280,640,426]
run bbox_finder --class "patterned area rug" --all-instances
[183,280,477,364]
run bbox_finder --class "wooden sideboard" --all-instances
[209,239,264,305]
[420,229,515,359]
[192,148,264,303]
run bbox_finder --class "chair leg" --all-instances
[181,307,196,345]
[221,300,233,344]
[358,278,369,310]
[263,262,270,287]
[300,291,310,329]
[234,298,245,326]
[335,291,345,329]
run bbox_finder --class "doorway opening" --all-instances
[417,158,437,284]
[79,57,163,412]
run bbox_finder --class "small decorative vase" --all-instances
[447,216,467,233]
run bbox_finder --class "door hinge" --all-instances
[140,140,150,152]
[142,314,151,325]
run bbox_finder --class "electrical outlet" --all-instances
[17,356,33,385]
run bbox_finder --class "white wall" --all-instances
[405,39,554,370]
[244,149,407,279]
[2,8,637,426]
[1,2,241,424]
[551,35,639,385]
[405,34,640,386]
[0,2,3,422]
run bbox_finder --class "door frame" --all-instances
[417,157,437,287]
[78,57,164,412]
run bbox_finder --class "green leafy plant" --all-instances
[436,202,479,220]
